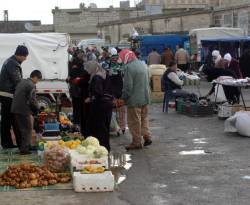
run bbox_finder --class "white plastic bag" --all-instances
[215,84,227,102]
[235,112,250,137]
[110,112,120,135]
[225,112,250,137]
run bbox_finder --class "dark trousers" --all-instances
[178,64,188,72]
[72,97,83,125]
[86,101,113,151]
[0,96,18,147]
[15,114,33,152]
[80,102,89,136]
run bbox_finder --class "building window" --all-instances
[224,14,233,26]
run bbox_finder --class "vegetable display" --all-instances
[0,163,71,189]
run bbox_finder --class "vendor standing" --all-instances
[0,45,29,149]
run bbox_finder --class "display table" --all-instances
[213,78,250,110]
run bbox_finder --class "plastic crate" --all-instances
[176,100,215,117]
[73,171,114,192]
[44,122,60,131]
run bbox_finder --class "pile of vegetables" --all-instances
[0,163,71,189]
[81,166,105,174]
[59,112,72,126]
[58,139,81,149]
[44,145,70,172]
[76,137,108,158]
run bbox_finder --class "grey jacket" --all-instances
[0,55,23,97]
[11,79,39,115]
[122,60,150,107]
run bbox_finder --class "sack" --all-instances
[215,84,227,102]
[225,112,250,137]
[235,112,250,137]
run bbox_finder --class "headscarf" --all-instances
[84,61,106,83]
[212,50,220,57]
[119,49,137,64]
[224,53,232,62]
[110,48,118,56]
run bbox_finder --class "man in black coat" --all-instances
[0,45,29,149]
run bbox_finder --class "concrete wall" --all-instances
[100,4,250,44]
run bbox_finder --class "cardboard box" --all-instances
[151,75,162,92]
[151,91,164,100]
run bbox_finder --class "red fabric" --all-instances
[227,59,243,79]
[119,49,137,64]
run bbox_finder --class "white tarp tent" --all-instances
[0,33,69,80]
[189,27,245,45]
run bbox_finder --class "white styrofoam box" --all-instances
[73,171,114,192]
[70,150,108,172]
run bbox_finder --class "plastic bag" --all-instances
[44,145,70,172]
[110,112,120,135]
[235,112,250,137]
[215,84,227,102]
[225,112,250,137]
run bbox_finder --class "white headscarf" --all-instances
[224,53,232,62]
[110,48,117,56]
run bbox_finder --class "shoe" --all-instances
[2,144,18,149]
[144,139,152,147]
[125,144,143,151]
[20,151,32,155]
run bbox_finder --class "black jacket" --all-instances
[0,55,23,95]
[11,79,39,115]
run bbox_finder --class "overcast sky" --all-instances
[0,0,137,24]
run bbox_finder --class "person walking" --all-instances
[85,61,113,151]
[0,45,29,149]
[147,48,161,65]
[11,70,42,155]
[175,45,189,72]
[119,49,152,150]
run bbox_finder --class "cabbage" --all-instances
[76,145,87,155]
[85,145,96,157]
[82,137,100,147]
[94,146,108,158]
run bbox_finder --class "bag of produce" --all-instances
[44,145,70,172]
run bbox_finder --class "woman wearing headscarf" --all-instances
[224,53,243,79]
[84,61,113,151]
[119,49,152,150]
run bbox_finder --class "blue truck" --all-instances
[131,34,189,62]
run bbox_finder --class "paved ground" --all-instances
[1,82,250,205]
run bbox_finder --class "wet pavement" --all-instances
[1,82,250,205]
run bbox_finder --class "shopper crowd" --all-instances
[0,45,152,154]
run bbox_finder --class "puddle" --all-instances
[170,170,179,174]
[242,176,250,180]
[109,153,132,187]
[178,144,187,148]
[193,138,207,144]
[153,183,168,189]
[188,129,200,135]
[192,186,199,189]
[179,150,207,155]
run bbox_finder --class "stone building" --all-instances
[98,3,250,44]
[52,3,146,45]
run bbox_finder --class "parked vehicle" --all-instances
[0,33,70,109]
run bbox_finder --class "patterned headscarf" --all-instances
[119,49,137,64]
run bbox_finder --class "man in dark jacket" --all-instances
[11,70,42,155]
[0,45,29,149]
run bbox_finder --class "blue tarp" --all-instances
[135,34,189,61]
